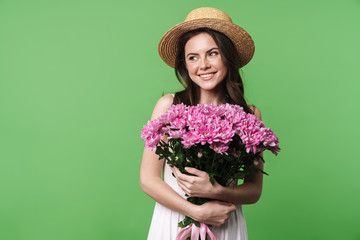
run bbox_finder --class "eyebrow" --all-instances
[186,47,219,57]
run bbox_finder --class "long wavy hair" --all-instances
[172,27,253,114]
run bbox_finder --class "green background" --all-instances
[0,0,359,239]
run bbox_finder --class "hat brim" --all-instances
[158,18,255,68]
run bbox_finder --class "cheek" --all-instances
[216,62,227,74]
[186,63,197,75]
[214,58,225,69]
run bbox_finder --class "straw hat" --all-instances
[158,7,255,68]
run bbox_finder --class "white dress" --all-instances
[147,162,248,240]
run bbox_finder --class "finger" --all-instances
[172,167,181,178]
[172,166,179,173]
[228,204,237,212]
[184,167,207,177]
[176,171,196,183]
[178,179,193,192]
[172,167,187,179]
[174,168,205,185]
[173,170,194,189]
[176,181,190,195]
[218,201,236,210]
[217,201,232,206]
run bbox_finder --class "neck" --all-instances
[198,85,226,105]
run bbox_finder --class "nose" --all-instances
[199,57,210,70]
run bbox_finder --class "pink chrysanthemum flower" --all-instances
[141,103,280,155]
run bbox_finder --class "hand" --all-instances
[194,200,236,226]
[172,167,221,198]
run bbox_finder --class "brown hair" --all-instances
[172,28,253,114]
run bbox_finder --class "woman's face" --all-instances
[184,32,227,92]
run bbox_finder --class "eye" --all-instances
[188,56,198,61]
[210,51,219,56]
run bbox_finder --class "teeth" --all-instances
[200,73,214,77]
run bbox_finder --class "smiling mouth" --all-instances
[198,72,216,80]
[199,73,215,77]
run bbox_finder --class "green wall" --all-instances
[0,0,359,239]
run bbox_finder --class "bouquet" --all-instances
[141,103,280,240]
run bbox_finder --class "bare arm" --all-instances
[140,94,236,226]
[172,106,264,205]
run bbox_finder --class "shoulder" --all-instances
[248,105,262,121]
[150,94,175,120]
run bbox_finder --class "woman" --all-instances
[140,7,263,240]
